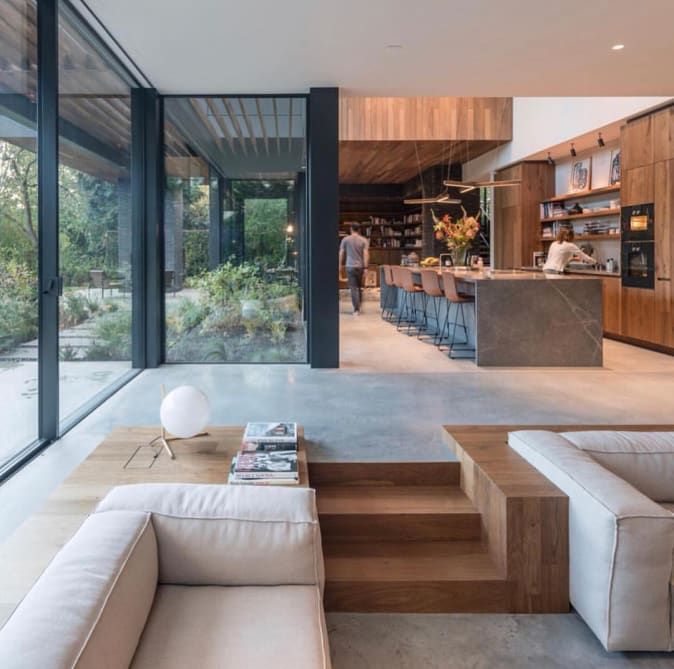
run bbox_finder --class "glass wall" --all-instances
[0,0,39,466]
[57,2,135,423]
[164,97,307,363]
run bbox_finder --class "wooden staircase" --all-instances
[310,461,509,613]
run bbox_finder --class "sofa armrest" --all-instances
[96,483,325,590]
[509,430,674,652]
[0,510,157,669]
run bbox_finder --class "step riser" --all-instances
[308,462,460,487]
[324,581,511,613]
[319,513,482,542]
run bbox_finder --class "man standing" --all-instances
[339,222,369,315]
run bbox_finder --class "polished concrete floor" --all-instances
[2,302,674,665]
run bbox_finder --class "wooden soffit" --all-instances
[339,96,513,142]
[339,139,503,184]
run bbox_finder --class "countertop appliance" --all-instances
[621,203,655,289]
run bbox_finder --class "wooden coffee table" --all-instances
[0,426,307,625]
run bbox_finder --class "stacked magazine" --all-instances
[229,422,299,486]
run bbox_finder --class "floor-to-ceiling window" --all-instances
[0,0,39,467]
[57,1,135,424]
[163,96,307,363]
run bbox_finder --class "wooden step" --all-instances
[317,485,481,542]
[308,461,460,487]
[323,541,509,613]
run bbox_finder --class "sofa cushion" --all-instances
[0,510,157,669]
[560,431,674,502]
[131,584,330,669]
[96,483,324,589]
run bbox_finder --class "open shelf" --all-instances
[541,208,620,223]
[540,234,620,242]
[542,184,621,204]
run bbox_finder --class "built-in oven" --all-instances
[621,203,654,241]
[621,241,655,289]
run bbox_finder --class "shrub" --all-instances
[0,258,38,353]
[84,309,132,361]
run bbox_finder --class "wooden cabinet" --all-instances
[602,278,621,336]
[616,109,674,352]
[493,162,554,269]
[621,114,654,171]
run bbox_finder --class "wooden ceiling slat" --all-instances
[222,98,247,157]
[272,98,281,155]
[288,98,293,150]
[255,98,269,156]
[206,98,235,154]
[188,98,223,151]
[238,98,257,157]
[339,140,505,184]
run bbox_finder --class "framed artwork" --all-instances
[609,148,621,185]
[569,158,591,193]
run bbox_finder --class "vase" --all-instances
[450,246,470,267]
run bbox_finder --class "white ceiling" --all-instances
[82,0,674,96]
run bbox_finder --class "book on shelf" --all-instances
[243,422,297,444]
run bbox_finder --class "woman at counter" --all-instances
[543,229,596,273]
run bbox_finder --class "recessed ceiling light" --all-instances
[386,44,403,50]
[611,44,625,51]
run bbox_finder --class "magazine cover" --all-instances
[243,422,298,443]
[235,450,298,475]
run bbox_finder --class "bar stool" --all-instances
[392,266,424,335]
[418,269,445,344]
[380,265,397,322]
[440,271,475,359]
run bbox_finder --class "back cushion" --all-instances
[561,431,674,502]
[0,510,157,669]
[96,483,323,588]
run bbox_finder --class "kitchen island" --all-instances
[403,268,603,366]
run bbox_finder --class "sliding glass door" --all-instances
[57,2,135,425]
[0,0,39,466]
[163,96,307,363]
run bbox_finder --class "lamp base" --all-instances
[148,431,210,460]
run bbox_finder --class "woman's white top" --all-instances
[542,241,595,272]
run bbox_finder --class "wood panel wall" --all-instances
[339,97,513,142]
[620,106,674,349]
[493,162,555,269]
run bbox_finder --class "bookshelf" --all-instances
[539,185,621,244]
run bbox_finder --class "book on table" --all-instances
[243,422,298,444]
[228,451,299,486]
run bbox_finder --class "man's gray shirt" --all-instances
[340,234,369,268]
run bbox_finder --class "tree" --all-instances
[0,142,38,266]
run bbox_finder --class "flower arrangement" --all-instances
[432,207,481,265]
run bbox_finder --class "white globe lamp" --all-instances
[151,385,210,458]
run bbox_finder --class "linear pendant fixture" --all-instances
[443,178,521,193]
[404,191,461,205]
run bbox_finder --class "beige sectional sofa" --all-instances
[0,483,331,668]
[509,430,674,652]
